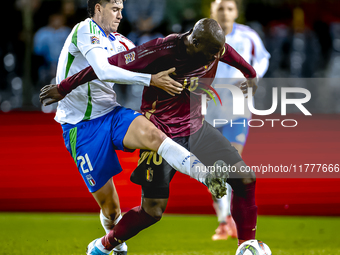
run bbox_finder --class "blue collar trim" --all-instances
[91,19,107,37]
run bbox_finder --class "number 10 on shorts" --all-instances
[77,153,93,173]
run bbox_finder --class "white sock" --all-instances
[100,210,115,234]
[95,238,111,254]
[100,210,127,252]
[213,194,229,223]
[226,183,232,216]
[157,137,208,184]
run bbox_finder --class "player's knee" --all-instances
[242,169,256,185]
[150,206,164,221]
[235,161,256,184]
[147,127,167,150]
[101,205,121,221]
[142,198,167,221]
[229,162,256,196]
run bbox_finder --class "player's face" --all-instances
[212,1,238,31]
[194,42,223,65]
[98,0,124,35]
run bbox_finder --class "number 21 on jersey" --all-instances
[77,153,93,173]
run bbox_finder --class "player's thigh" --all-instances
[123,115,167,151]
[217,117,250,155]
[190,121,242,167]
[92,178,121,220]
[190,122,256,188]
[130,137,189,216]
[62,113,123,194]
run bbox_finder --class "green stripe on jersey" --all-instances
[72,23,80,47]
[64,23,80,78]
[69,127,78,164]
[65,53,75,79]
[83,83,92,120]
[89,21,97,35]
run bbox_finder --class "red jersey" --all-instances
[59,32,256,138]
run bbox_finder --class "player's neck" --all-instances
[223,23,234,36]
[91,18,111,37]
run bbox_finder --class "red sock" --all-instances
[101,206,158,250]
[231,182,257,241]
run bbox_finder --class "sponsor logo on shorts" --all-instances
[86,174,96,186]
[146,167,153,182]
[124,51,136,64]
[90,36,100,45]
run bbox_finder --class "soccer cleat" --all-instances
[86,238,110,255]
[112,251,127,255]
[226,215,238,238]
[205,160,228,199]
[212,222,228,241]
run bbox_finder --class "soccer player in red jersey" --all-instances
[41,18,258,253]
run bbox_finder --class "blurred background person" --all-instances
[33,13,71,87]
[123,0,166,46]
[205,0,270,241]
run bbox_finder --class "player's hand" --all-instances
[150,67,183,96]
[237,78,258,97]
[39,84,64,106]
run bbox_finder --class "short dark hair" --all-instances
[87,0,126,18]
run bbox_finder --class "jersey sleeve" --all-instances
[74,21,104,56]
[58,38,165,96]
[220,43,257,79]
[249,31,270,78]
[107,38,166,71]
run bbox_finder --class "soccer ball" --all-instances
[235,240,271,255]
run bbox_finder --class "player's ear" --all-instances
[94,3,102,15]
[193,38,199,48]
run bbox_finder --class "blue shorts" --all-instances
[216,118,250,146]
[62,106,142,193]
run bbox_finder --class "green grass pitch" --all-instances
[1,213,340,255]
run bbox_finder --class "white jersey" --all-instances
[55,18,150,124]
[206,23,270,123]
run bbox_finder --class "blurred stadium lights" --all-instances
[1,101,12,113]
[3,53,15,72]
[11,77,23,95]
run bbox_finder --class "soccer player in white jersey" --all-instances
[206,0,270,241]
[44,1,227,254]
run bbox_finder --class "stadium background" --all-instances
[1,0,340,221]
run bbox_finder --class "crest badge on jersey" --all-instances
[86,174,96,186]
[124,51,136,64]
[146,167,153,182]
[91,36,100,45]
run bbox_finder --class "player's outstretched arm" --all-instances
[220,44,258,95]
[39,66,183,106]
